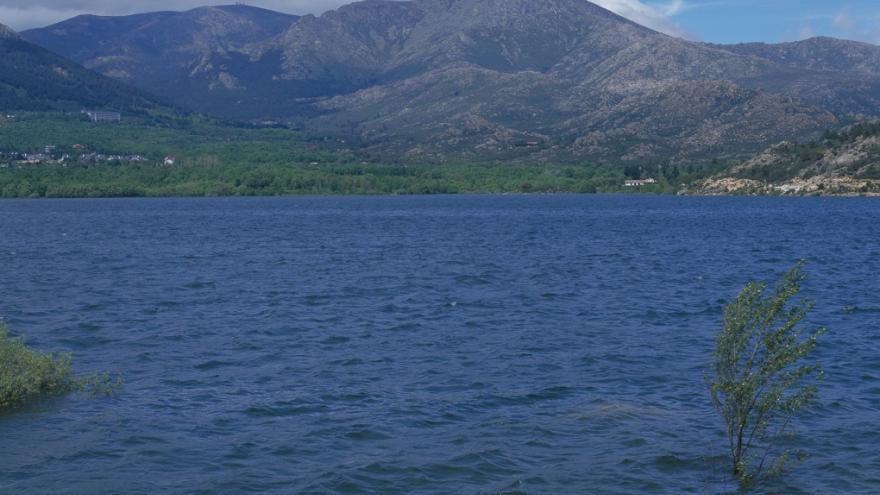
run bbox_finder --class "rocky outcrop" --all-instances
[688,122,880,195]
[693,176,880,196]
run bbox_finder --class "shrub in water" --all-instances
[0,322,118,411]
[709,262,824,486]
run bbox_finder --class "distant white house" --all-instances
[624,178,658,187]
[82,110,122,122]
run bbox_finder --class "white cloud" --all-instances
[592,0,690,38]
[797,24,816,41]
[664,0,685,16]
[831,8,880,44]
[832,11,855,32]
[0,6,83,30]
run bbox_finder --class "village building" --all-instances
[624,178,658,187]
[82,110,122,122]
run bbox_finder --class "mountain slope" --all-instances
[22,5,300,116]
[0,23,161,112]
[21,1,880,163]
[716,37,880,75]
[714,37,880,117]
[693,122,880,195]
[0,22,17,39]
[281,0,839,162]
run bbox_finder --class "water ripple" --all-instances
[0,195,878,494]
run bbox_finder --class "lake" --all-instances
[0,195,878,494]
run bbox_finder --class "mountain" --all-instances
[0,22,161,112]
[692,122,880,196]
[714,37,880,117]
[21,1,880,163]
[22,5,300,117]
[262,0,851,162]
[717,37,880,75]
[0,22,17,39]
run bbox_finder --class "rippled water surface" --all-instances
[1,196,878,494]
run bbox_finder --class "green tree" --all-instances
[0,322,120,411]
[709,262,824,486]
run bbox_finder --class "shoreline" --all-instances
[1,190,877,200]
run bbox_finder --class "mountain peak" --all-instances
[0,23,19,39]
[716,35,880,75]
[186,4,299,20]
[210,4,292,14]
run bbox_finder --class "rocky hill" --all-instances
[713,37,880,117]
[716,37,880,75]
[691,122,880,196]
[0,23,162,113]
[19,1,880,163]
[22,5,300,117]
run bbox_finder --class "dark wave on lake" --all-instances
[0,195,878,494]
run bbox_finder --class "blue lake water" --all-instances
[0,195,878,494]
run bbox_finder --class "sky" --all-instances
[0,0,878,45]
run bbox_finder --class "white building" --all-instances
[83,110,122,122]
[624,178,658,187]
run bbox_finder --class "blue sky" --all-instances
[640,0,880,44]
[1,0,878,45]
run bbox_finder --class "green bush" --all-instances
[709,262,824,486]
[0,322,119,411]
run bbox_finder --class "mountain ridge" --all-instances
[715,37,880,75]
[22,5,300,116]
[0,22,18,39]
[16,1,880,163]
[0,25,165,113]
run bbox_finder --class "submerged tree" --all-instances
[0,322,119,411]
[709,262,824,486]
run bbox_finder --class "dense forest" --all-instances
[0,36,160,113]
[0,114,709,197]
